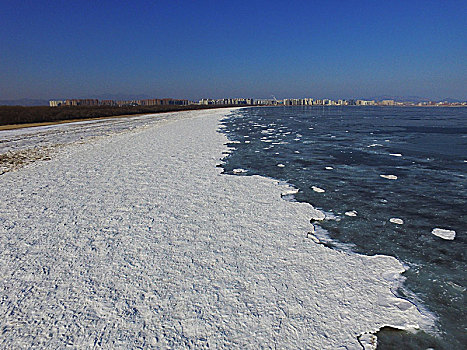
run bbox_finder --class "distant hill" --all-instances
[367,95,463,103]
[0,99,49,106]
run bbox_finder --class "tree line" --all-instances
[0,104,238,126]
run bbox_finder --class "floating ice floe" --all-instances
[244,141,250,144]
[294,151,300,154]
[229,140,241,144]
[345,210,358,217]
[312,186,325,193]
[390,153,403,157]
[368,144,383,147]
[277,164,285,168]
[232,168,247,174]
[380,174,398,180]
[325,166,333,170]
[389,218,404,225]
[432,228,456,240]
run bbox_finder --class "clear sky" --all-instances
[1,0,466,100]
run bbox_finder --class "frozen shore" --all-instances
[0,108,431,348]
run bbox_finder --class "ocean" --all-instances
[220,106,466,349]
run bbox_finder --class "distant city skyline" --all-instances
[1,0,466,101]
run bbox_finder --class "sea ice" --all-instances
[390,153,403,157]
[345,210,358,217]
[390,218,404,225]
[277,163,285,167]
[281,188,299,196]
[368,144,383,147]
[432,228,456,240]
[232,168,247,174]
[0,108,432,349]
[380,174,398,180]
[325,166,334,170]
[312,186,325,193]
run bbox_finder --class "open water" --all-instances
[220,106,466,349]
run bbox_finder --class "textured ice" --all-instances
[0,108,431,349]
[432,228,456,240]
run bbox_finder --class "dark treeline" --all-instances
[0,104,240,126]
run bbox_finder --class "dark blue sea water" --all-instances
[220,106,466,349]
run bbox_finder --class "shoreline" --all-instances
[0,108,432,348]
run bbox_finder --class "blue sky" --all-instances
[1,0,466,100]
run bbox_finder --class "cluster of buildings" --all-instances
[49,98,189,107]
[198,98,380,106]
[49,97,466,108]
[198,98,466,107]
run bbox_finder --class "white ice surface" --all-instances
[312,186,325,193]
[345,211,358,217]
[380,174,398,180]
[0,108,431,348]
[389,218,404,225]
[432,228,456,240]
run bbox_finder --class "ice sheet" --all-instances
[0,108,432,348]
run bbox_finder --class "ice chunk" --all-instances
[390,153,402,157]
[312,186,325,193]
[389,218,404,225]
[325,166,333,170]
[281,188,299,196]
[244,140,250,143]
[380,174,398,180]
[277,164,285,168]
[232,168,247,174]
[432,228,456,240]
[345,210,357,217]
[368,144,383,147]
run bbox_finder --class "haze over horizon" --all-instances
[1,0,466,101]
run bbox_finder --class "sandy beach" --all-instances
[0,108,431,348]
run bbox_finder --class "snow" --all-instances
[432,228,456,240]
[0,108,431,348]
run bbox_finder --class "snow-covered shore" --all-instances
[0,108,431,348]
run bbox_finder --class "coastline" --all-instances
[0,108,432,348]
